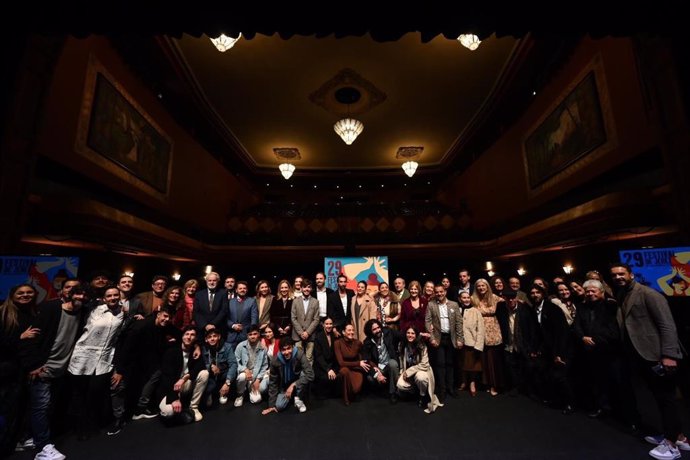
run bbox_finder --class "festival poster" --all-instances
[324,256,389,295]
[0,256,80,303]
[618,247,690,297]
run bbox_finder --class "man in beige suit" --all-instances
[426,285,464,402]
[291,279,321,364]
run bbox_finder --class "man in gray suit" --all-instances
[610,263,687,460]
[291,279,320,364]
[425,284,464,402]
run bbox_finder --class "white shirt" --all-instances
[535,300,544,324]
[67,304,124,376]
[303,296,311,315]
[340,292,348,314]
[316,288,328,318]
[438,301,450,333]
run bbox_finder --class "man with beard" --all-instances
[226,281,258,351]
[193,272,227,334]
[610,263,687,460]
[362,319,400,403]
[224,276,236,300]
[327,274,354,337]
[21,286,88,460]
[133,275,168,317]
[314,272,333,323]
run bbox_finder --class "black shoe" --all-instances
[107,418,126,436]
[588,409,603,419]
[390,393,398,404]
[448,389,459,398]
[132,408,158,420]
[562,405,574,415]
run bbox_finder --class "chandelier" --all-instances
[210,33,242,52]
[401,160,418,178]
[333,118,364,145]
[279,163,295,180]
[457,34,481,51]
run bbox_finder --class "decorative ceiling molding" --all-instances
[273,147,301,160]
[396,146,424,159]
[309,68,387,117]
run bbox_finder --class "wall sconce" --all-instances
[124,271,134,278]
[562,264,574,274]
[517,267,527,276]
[172,272,181,281]
[485,261,493,271]
[205,265,213,275]
[487,270,495,277]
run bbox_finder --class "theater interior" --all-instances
[2,6,690,460]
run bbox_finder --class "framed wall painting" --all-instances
[522,56,617,196]
[75,55,173,200]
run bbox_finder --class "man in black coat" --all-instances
[193,272,227,334]
[157,326,209,424]
[326,274,354,336]
[362,319,401,403]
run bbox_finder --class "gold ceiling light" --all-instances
[273,148,301,180]
[210,33,242,52]
[397,146,423,178]
[279,163,295,180]
[457,34,481,51]
[333,87,364,145]
[334,118,364,145]
[401,161,419,178]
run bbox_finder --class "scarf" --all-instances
[277,346,298,384]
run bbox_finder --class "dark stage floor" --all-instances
[11,390,675,460]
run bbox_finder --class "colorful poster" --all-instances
[324,256,389,295]
[0,256,80,303]
[618,247,690,297]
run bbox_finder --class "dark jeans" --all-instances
[29,378,52,449]
[204,370,228,399]
[504,350,525,393]
[366,359,400,395]
[137,370,161,409]
[637,356,682,440]
[430,334,455,397]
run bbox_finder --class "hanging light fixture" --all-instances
[457,34,481,51]
[334,118,364,145]
[401,160,418,178]
[279,163,295,180]
[210,33,242,52]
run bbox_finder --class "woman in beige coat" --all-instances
[460,291,485,396]
[350,280,377,342]
[397,326,442,414]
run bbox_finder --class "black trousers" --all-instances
[430,334,455,397]
[636,356,682,440]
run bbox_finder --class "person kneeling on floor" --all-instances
[261,337,313,415]
[158,326,209,424]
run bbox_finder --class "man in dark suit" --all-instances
[225,281,258,351]
[193,272,227,334]
[448,268,473,303]
[610,263,686,458]
[529,283,574,414]
[327,274,354,336]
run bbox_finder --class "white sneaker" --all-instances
[649,440,681,460]
[294,396,307,413]
[34,443,66,460]
[219,395,228,405]
[192,408,203,422]
[234,395,244,407]
[249,390,262,404]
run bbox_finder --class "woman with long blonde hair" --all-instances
[472,279,505,396]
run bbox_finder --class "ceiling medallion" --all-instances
[396,146,424,159]
[273,147,301,160]
[309,68,387,117]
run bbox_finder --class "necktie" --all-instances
[209,291,215,310]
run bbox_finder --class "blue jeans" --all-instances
[29,378,51,449]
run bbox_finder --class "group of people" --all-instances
[0,263,686,460]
